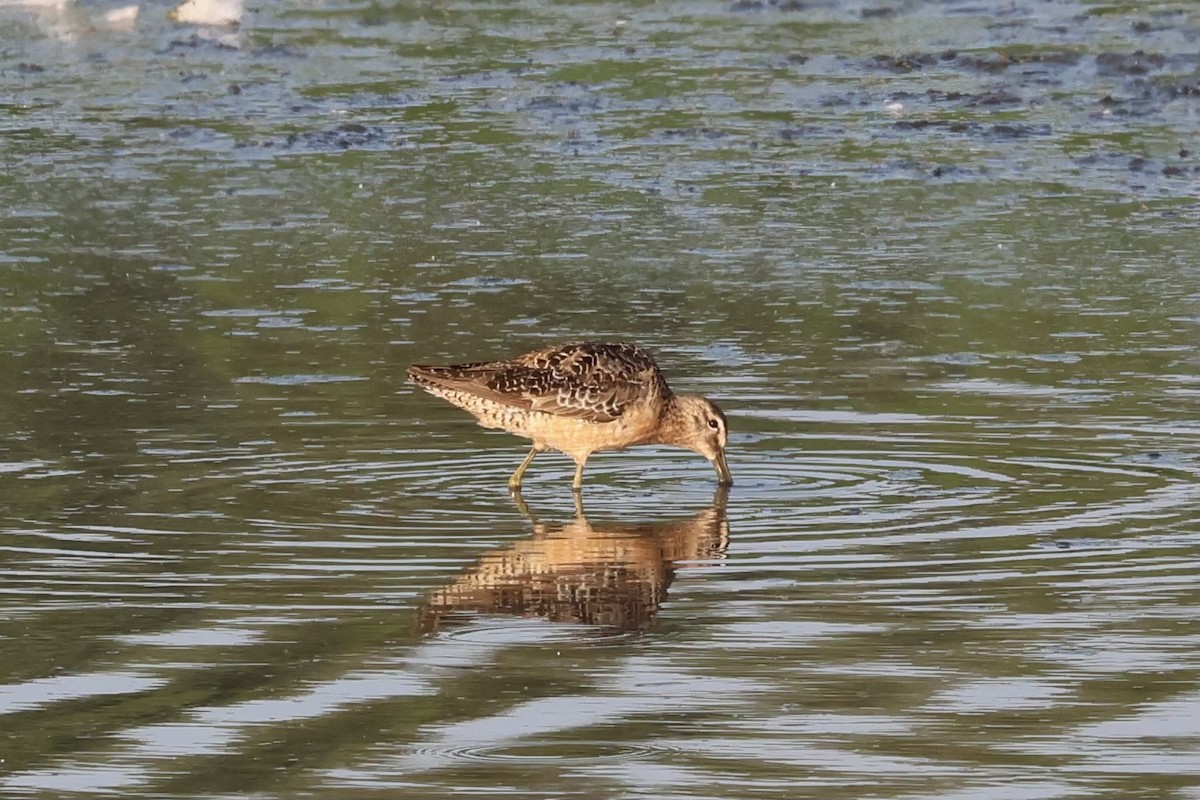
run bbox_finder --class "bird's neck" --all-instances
[649,394,690,447]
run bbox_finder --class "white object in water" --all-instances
[0,0,139,36]
[102,3,139,27]
[168,0,242,26]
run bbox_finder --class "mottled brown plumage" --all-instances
[408,342,732,491]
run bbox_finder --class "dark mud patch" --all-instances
[862,158,990,182]
[159,34,239,54]
[729,0,809,12]
[1094,77,1200,118]
[237,123,395,152]
[845,46,1198,135]
[1074,151,1199,178]
[158,36,304,57]
[912,89,1024,107]
[524,93,604,116]
[863,50,1084,75]
[1094,50,1169,77]
[780,124,845,141]
[661,127,729,140]
[860,49,1199,80]
[891,120,1052,139]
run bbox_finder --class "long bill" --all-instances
[711,449,733,486]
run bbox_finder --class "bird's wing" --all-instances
[410,342,669,423]
[511,342,669,422]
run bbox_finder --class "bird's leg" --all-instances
[571,456,588,493]
[509,445,542,491]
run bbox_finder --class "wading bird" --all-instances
[409,342,732,491]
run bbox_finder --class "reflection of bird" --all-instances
[409,342,732,491]
[168,0,242,26]
[420,490,730,633]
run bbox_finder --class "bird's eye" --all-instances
[707,418,719,429]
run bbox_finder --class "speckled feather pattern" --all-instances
[408,342,671,424]
[408,341,730,489]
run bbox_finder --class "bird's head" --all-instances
[665,395,732,486]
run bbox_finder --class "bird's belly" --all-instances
[524,413,651,459]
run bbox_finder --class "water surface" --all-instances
[2,0,1199,797]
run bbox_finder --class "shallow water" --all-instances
[2,0,1199,798]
